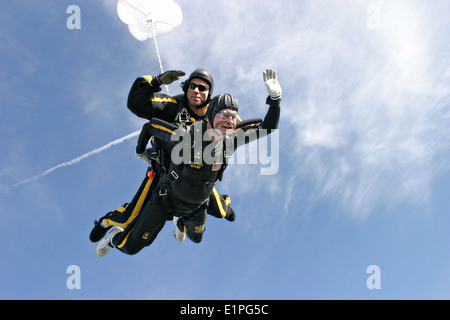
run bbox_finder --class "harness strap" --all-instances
[157,165,183,216]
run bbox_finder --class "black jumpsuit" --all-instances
[113,96,280,255]
[100,76,232,234]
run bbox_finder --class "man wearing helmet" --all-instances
[90,68,236,248]
[95,68,282,257]
[127,67,214,120]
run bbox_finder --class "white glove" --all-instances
[136,150,152,167]
[263,68,282,100]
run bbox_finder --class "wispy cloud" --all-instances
[278,1,450,216]
[13,0,448,219]
[161,0,450,217]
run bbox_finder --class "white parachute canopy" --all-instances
[117,0,183,41]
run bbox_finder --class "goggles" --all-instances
[217,109,238,122]
[189,82,209,92]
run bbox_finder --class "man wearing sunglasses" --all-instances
[90,68,236,248]
[95,68,281,257]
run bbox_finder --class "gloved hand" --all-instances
[154,70,186,86]
[136,149,153,167]
[263,68,282,100]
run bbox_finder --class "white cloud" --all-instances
[149,0,450,217]
[16,0,448,219]
[277,1,450,216]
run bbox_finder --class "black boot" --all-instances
[89,219,112,242]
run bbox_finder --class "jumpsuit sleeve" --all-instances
[261,97,280,131]
[136,119,183,154]
[127,76,179,121]
[231,97,281,150]
[235,118,262,130]
[136,122,154,154]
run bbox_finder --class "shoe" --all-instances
[225,207,236,222]
[222,194,231,206]
[96,227,123,257]
[89,219,112,243]
[173,217,186,242]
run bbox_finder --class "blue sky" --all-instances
[1,0,450,300]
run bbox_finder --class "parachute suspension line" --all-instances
[150,19,170,95]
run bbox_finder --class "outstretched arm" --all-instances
[229,68,281,150]
[262,68,281,130]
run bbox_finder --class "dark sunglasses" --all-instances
[189,82,209,92]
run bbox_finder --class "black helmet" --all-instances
[181,68,214,96]
[208,94,239,124]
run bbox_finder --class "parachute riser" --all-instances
[149,18,169,95]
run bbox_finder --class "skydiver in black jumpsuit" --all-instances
[96,68,282,256]
[90,69,236,245]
